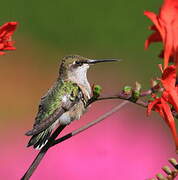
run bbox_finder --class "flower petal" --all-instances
[0,22,18,55]
[147,98,160,115]
[0,22,18,39]
[161,98,178,150]
[0,51,5,55]
[145,31,162,49]
[162,65,176,87]
[144,11,163,37]
[161,65,178,111]
[163,27,174,68]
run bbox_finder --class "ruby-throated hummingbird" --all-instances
[25,55,120,149]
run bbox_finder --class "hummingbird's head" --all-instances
[59,54,121,78]
[59,55,89,78]
[59,54,121,97]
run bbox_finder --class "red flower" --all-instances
[0,22,18,55]
[144,0,178,69]
[161,65,178,112]
[147,94,178,151]
[148,65,178,151]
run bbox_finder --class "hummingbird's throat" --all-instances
[67,64,91,98]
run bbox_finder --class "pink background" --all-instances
[0,49,176,179]
[0,0,177,178]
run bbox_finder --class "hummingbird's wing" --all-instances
[25,81,83,136]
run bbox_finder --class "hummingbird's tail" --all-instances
[27,128,52,150]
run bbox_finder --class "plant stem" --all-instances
[21,125,66,180]
[21,100,128,180]
[20,87,155,180]
[51,100,129,147]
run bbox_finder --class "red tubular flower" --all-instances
[148,65,178,151]
[0,22,18,55]
[161,65,178,112]
[144,0,178,69]
[148,94,178,151]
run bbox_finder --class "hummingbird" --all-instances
[25,55,120,149]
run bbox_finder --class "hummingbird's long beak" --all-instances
[77,59,121,65]
[87,59,121,64]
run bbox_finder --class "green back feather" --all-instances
[34,80,80,126]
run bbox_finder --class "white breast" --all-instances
[59,100,86,125]
[68,64,91,98]
[59,112,72,125]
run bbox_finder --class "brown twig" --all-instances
[21,125,66,180]
[51,100,129,147]
[21,98,130,180]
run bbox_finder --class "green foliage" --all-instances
[92,85,102,98]
[131,90,140,103]
[123,86,132,94]
[123,84,141,103]
[0,0,162,57]
[0,0,163,84]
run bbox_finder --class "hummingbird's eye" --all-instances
[75,61,82,66]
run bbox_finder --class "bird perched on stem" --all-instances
[25,55,120,149]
